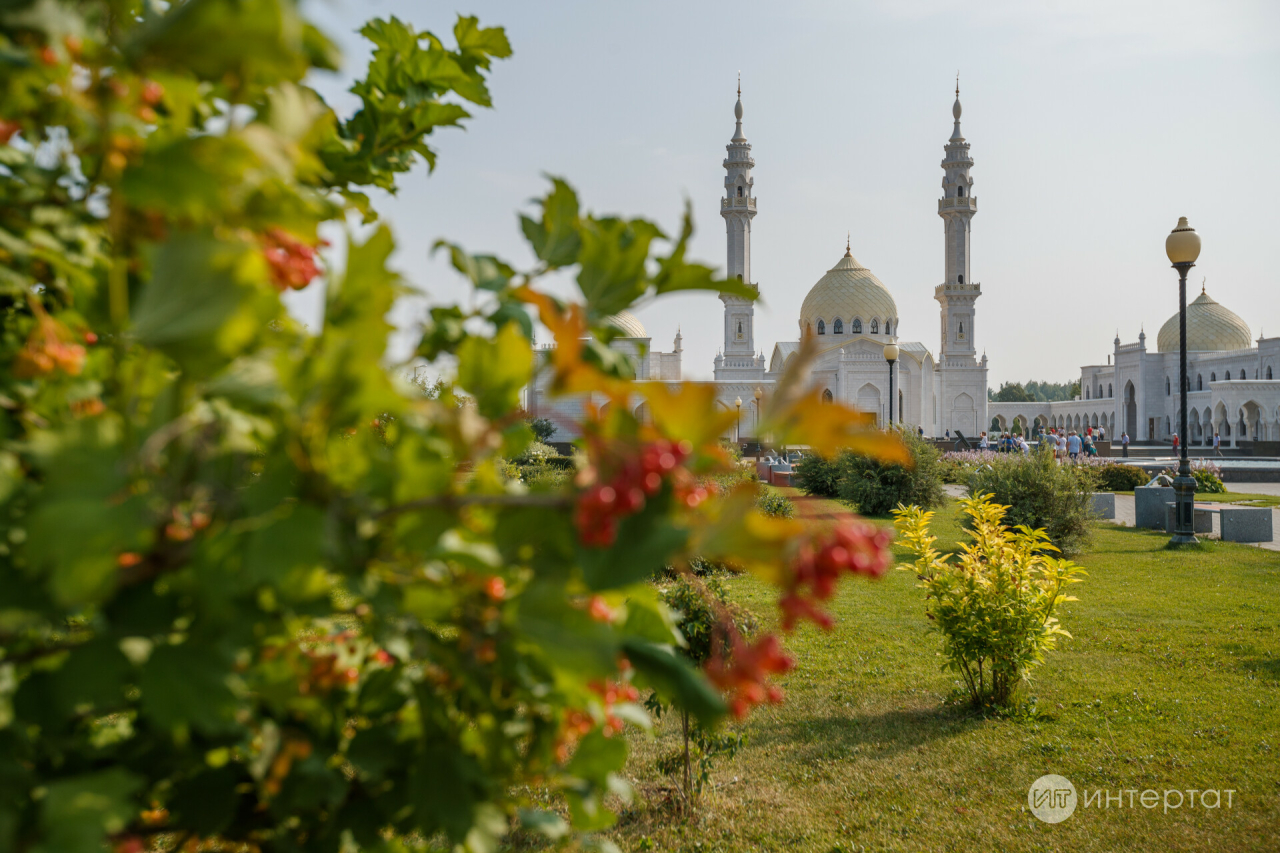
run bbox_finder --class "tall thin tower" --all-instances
[716,78,762,375]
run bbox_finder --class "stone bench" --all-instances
[1219,507,1273,543]
[1163,503,1214,535]
[1090,493,1116,519]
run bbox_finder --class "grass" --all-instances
[609,498,1280,852]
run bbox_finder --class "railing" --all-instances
[937,196,978,210]
[721,197,757,209]
[934,282,981,294]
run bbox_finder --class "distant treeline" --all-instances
[988,380,1081,403]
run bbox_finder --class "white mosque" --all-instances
[530,83,989,440]
[529,83,1280,452]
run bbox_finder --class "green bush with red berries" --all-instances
[0,3,907,852]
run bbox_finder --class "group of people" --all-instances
[975,424,1111,463]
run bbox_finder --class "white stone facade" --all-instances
[529,83,994,443]
[988,329,1280,448]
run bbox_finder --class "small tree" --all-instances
[836,428,945,515]
[966,450,1098,555]
[894,495,1085,707]
[528,416,557,442]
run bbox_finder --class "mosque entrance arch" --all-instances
[855,383,882,425]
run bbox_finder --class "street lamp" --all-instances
[884,343,899,428]
[1166,216,1201,545]
[734,396,742,443]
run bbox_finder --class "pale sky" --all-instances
[294,0,1280,388]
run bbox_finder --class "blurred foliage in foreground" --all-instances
[0,1,905,851]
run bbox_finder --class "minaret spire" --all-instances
[716,78,762,378]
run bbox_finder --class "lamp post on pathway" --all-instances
[1166,217,1201,545]
[734,396,742,443]
[753,386,763,450]
[884,343,899,428]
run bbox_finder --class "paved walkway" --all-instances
[944,484,1280,553]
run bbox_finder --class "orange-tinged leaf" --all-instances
[516,285,629,398]
[636,381,737,448]
[690,486,803,584]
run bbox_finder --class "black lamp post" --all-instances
[734,396,742,443]
[884,343,899,427]
[1166,217,1201,545]
[753,386,763,448]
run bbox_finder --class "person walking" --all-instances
[1172,432,1179,455]
[1067,430,1082,462]
[978,431,989,450]
[1121,431,1130,457]
[1213,431,1222,456]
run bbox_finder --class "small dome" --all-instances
[606,310,647,338]
[1156,289,1251,353]
[799,250,898,336]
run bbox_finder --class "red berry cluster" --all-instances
[555,678,641,761]
[704,633,794,719]
[261,227,326,291]
[574,438,693,547]
[13,312,85,379]
[779,521,893,630]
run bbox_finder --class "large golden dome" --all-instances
[1155,289,1251,353]
[799,249,898,336]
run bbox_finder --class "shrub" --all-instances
[514,440,558,463]
[939,450,999,485]
[528,416,557,442]
[655,576,754,809]
[795,452,841,497]
[756,489,795,518]
[893,495,1086,708]
[835,428,945,515]
[966,451,1098,555]
[1161,462,1227,494]
[1095,463,1148,492]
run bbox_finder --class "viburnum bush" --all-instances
[0,3,906,852]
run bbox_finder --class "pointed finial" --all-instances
[1201,276,1206,294]
[846,232,850,254]
[956,71,959,97]
[737,71,741,97]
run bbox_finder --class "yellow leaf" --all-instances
[635,381,737,447]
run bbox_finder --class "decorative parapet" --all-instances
[937,196,978,211]
[934,282,981,298]
[720,196,757,210]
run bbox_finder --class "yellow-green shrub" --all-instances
[893,495,1085,708]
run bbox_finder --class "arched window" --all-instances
[1108,384,1113,398]
[822,389,833,403]
[816,319,825,335]
[1210,372,1216,382]
[1086,387,1091,399]
[1269,366,1274,380]
[957,186,964,197]
[1197,374,1202,390]
[833,318,843,334]
[736,320,744,340]
[957,320,964,339]
[737,185,743,198]
[852,318,862,334]
[1166,377,1170,396]
[736,273,743,281]
[871,319,879,334]
[885,320,892,335]
[958,275,964,284]
[1240,369,1246,380]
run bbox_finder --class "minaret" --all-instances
[935,77,980,360]
[718,76,759,367]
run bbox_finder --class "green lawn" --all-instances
[611,500,1280,852]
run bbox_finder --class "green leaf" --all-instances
[579,505,687,591]
[653,201,753,300]
[575,216,662,317]
[455,322,532,419]
[521,178,581,268]
[36,768,143,853]
[139,644,238,735]
[243,503,328,596]
[621,640,726,725]
[168,765,243,837]
[131,232,273,377]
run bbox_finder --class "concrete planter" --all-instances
[1134,486,1174,529]
[1090,493,1116,519]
